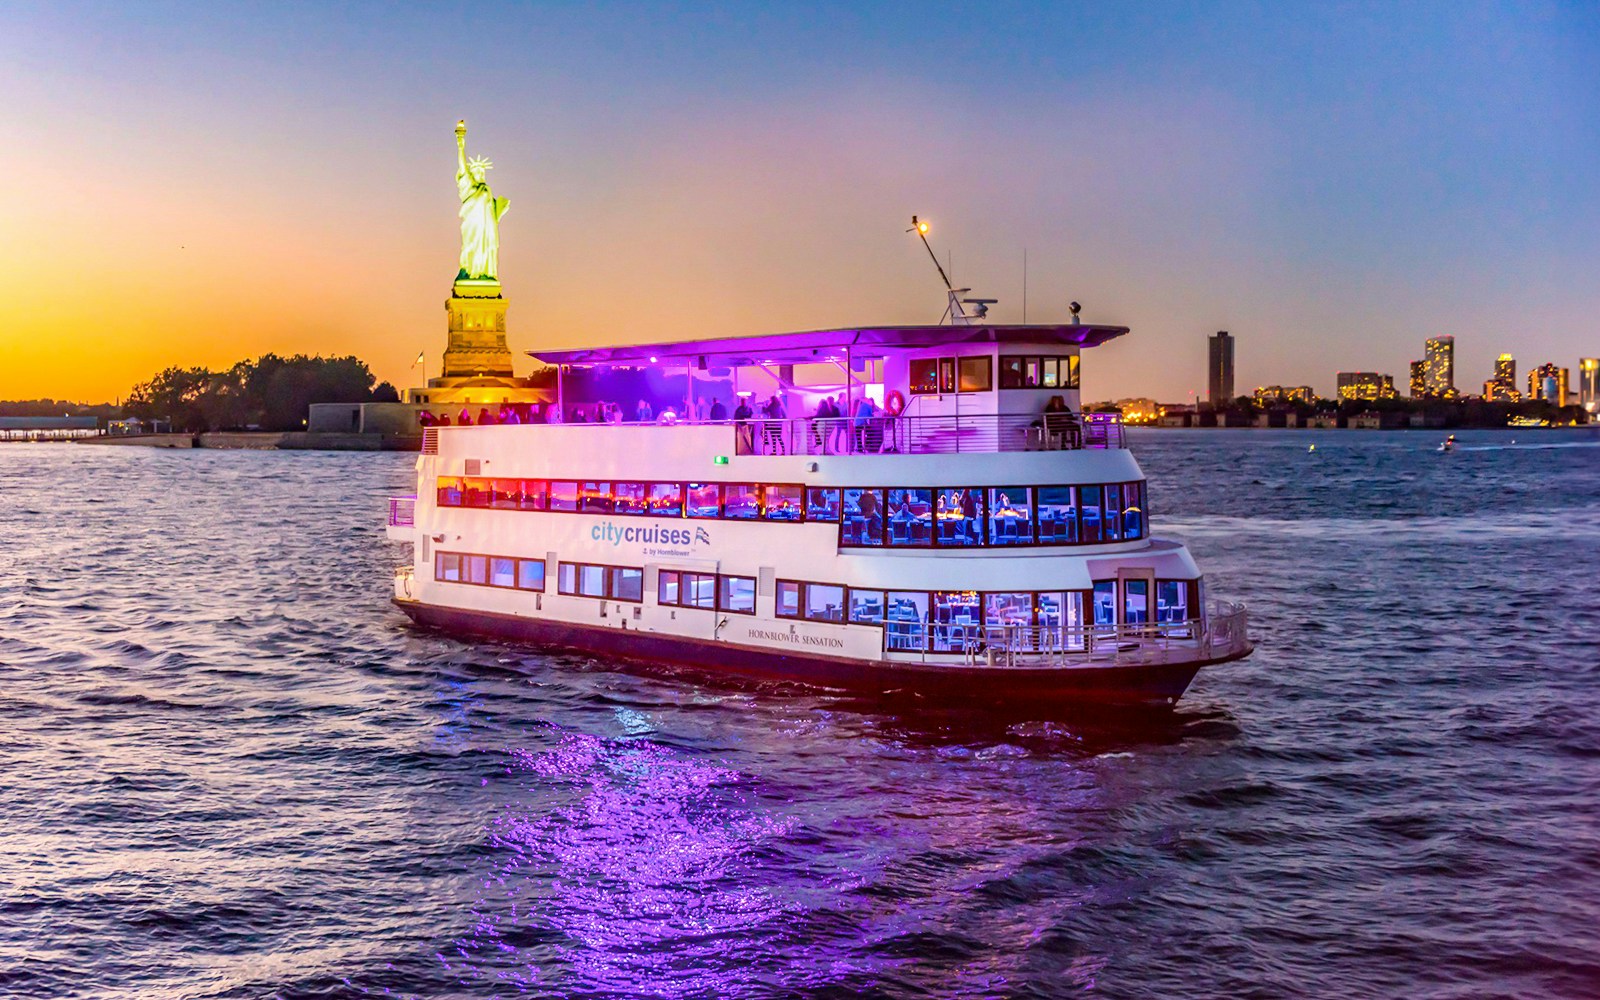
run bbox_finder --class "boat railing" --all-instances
[932,600,1249,668]
[388,495,417,527]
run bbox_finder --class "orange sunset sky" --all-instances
[2,4,1596,405]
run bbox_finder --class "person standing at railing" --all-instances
[733,397,755,453]
[761,395,787,454]
[812,397,834,453]
[852,397,876,453]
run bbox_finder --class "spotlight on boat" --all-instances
[1070,301,1081,315]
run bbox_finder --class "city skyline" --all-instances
[2,3,1598,404]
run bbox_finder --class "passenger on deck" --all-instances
[458,408,473,426]
[733,397,755,452]
[708,398,728,421]
[636,399,653,422]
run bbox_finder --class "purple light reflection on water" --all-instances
[450,727,801,996]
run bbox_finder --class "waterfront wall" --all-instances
[79,432,420,451]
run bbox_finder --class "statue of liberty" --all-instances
[455,120,509,281]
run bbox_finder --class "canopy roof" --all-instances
[527,323,1129,368]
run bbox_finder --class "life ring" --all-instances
[885,390,906,416]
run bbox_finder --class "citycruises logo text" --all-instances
[591,521,711,553]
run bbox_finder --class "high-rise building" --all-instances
[1482,353,1520,402]
[1581,358,1599,413]
[1207,331,1235,407]
[1335,372,1397,401]
[1254,385,1316,405]
[1409,360,1426,398]
[1528,363,1569,405]
[1423,336,1454,396]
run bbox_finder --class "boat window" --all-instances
[1092,581,1117,626]
[1123,578,1148,624]
[985,592,1034,628]
[608,567,643,602]
[683,572,716,609]
[723,484,761,520]
[841,488,885,546]
[434,552,462,582]
[930,591,981,652]
[517,559,545,591]
[613,482,647,515]
[775,580,801,618]
[436,477,464,507]
[1036,487,1077,544]
[718,575,756,615]
[579,481,613,513]
[848,589,885,625]
[463,478,492,508]
[958,357,992,393]
[763,484,803,521]
[520,479,548,511]
[909,356,941,395]
[998,357,1025,389]
[465,554,489,585]
[558,562,577,594]
[939,358,957,394]
[806,488,841,522]
[1023,359,1041,388]
[1103,485,1123,541]
[658,570,680,605]
[885,592,929,651]
[549,481,579,512]
[1065,355,1081,389]
[1156,580,1190,625]
[886,488,934,547]
[1122,482,1144,538]
[577,564,605,597]
[934,488,984,546]
[490,557,517,587]
[1079,485,1102,543]
[687,483,722,519]
[1041,358,1060,388]
[805,584,845,622]
[987,487,1034,545]
[490,479,522,510]
[648,482,684,517]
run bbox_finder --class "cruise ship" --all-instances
[386,305,1252,708]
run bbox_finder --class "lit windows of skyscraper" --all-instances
[1581,358,1599,414]
[1483,353,1520,402]
[1207,331,1235,407]
[1527,363,1569,405]
[1254,385,1317,405]
[1335,372,1396,401]
[1409,360,1426,398]
[1424,336,1454,396]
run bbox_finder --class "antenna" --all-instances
[907,215,953,290]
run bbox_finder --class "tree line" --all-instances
[125,354,399,433]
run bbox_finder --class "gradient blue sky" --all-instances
[2,1,1596,402]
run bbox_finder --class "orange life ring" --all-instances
[885,390,906,416]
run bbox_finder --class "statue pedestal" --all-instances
[442,285,513,379]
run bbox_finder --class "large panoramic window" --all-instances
[885,592,929,651]
[806,488,841,522]
[612,482,647,515]
[687,483,722,519]
[805,583,845,622]
[718,575,757,615]
[1036,487,1077,544]
[1156,580,1192,626]
[723,484,761,520]
[763,484,803,521]
[958,357,992,393]
[988,487,1034,545]
[909,356,941,395]
[659,570,716,609]
[579,481,612,514]
[558,561,642,601]
[434,551,545,592]
[886,488,934,547]
[647,482,683,517]
[437,477,464,507]
[911,356,990,395]
[549,480,579,512]
[848,589,885,625]
[841,488,885,546]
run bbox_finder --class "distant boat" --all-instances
[1438,434,1457,452]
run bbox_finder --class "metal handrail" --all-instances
[388,495,417,527]
[426,412,1124,455]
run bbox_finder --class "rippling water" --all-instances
[2,430,1597,999]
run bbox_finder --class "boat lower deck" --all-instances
[393,598,1252,708]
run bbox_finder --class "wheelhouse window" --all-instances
[687,483,722,519]
[1000,355,1081,390]
[909,356,941,395]
[648,482,683,517]
[886,488,934,547]
[806,488,841,522]
[988,487,1034,545]
[763,484,803,521]
[549,480,579,512]
[718,575,756,615]
[958,357,992,393]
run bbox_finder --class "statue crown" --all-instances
[467,156,494,171]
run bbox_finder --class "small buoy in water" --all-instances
[1308,444,1316,452]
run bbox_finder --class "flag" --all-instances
[412,351,425,367]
